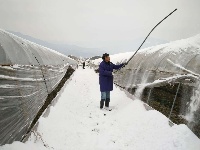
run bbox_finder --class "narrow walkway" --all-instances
[2,68,200,150]
[33,67,138,150]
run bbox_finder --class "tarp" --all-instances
[0,29,77,145]
[114,34,200,87]
[113,34,200,137]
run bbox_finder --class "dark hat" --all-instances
[102,53,109,60]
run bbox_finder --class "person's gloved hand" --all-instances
[123,62,128,65]
[121,62,128,68]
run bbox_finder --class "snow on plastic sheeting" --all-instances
[114,34,200,88]
[0,29,77,66]
[91,52,134,66]
[0,29,77,145]
[112,34,200,138]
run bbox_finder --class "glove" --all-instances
[123,62,128,65]
[121,63,127,68]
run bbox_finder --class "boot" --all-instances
[105,101,109,107]
[105,99,112,111]
[100,100,104,109]
[105,98,110,107]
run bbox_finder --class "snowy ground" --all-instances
[1,67,200,150]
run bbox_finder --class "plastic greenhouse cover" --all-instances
[0,29,77,145]
[114,34,200,87]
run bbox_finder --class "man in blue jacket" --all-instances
[99,53,125,110]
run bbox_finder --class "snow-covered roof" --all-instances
[92,34,200,76]
[91,52,135,65]
[126,34,200,75]
[0,29,77,65]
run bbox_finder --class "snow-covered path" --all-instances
[1,68,200,150]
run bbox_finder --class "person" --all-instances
[99,53,126,110]
[83,61,85,69]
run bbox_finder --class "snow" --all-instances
[142,74,198,88]
[1,68,200,150]
[91,52,134,65]
[0,29,75,62]
[0,70,64,82]
[0,84,34,88]
[0,74,43,81]
[167,59,200,77]
[138,34,200,55]
[91,33,200,67]
[0,141,47,150]
[185,83,200,122]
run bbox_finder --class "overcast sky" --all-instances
[0,0,200,51]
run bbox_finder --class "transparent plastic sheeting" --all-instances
[113,34,200,136]
[0,29,77,145]
[114,34,200,88]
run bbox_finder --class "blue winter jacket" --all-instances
[99,61,123,92]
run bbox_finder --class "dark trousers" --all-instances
[100,91,110,108]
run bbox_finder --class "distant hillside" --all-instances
[68,55,80,62]
[89,56,101,60]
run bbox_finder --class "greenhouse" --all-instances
[0,29,77,145]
